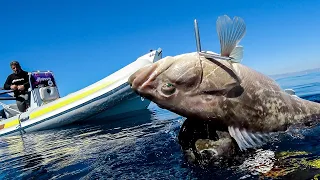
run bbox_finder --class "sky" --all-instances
[0,0,319,97]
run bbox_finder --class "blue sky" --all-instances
[0,0,319,96]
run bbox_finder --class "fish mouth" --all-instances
[128,63,159,92]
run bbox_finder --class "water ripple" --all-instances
[0,73,319,179]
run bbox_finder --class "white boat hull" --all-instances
[23,83,148,132]
[0,49,162,137]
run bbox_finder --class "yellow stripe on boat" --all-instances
[29,80,116,120]
[3,119,20,129]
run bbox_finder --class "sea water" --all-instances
[0,71,319,180]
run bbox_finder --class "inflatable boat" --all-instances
[0,48,163,137]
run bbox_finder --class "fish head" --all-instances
[128,52,242,120]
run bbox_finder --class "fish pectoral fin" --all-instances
[228,126,272,151]
[216,15,246,62]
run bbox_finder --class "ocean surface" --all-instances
[0,71,319,180]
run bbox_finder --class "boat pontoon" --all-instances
[0,48,162,137]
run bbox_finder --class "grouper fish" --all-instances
[128,15,320,159]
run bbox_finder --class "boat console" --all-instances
[28,71,60,109]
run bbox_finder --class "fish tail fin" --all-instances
[216,15,246,63]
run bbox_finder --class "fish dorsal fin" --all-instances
[228,126,274,151]
[229,46,243,63]
[216,15,246,63]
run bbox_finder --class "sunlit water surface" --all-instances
[0,71,319,180]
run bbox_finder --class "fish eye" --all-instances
[161,83,176,95]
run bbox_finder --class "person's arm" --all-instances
[23,80,30,90]
[23,72,30,90]
[3,75,12,90]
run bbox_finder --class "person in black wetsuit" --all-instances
[3,61,30,112]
